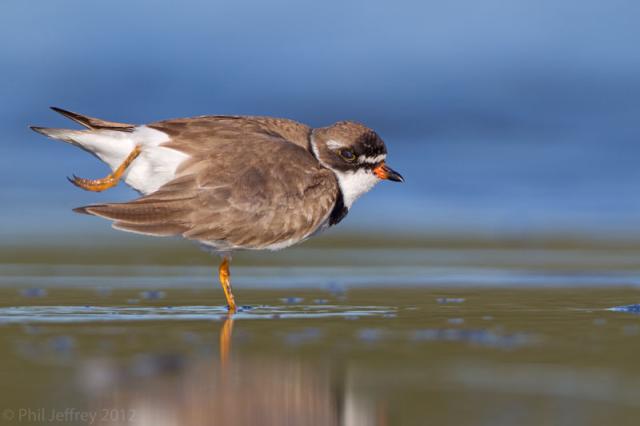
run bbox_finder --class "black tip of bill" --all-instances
[387,168,404,183]
[382,164,405,183]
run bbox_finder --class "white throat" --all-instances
[310,133,381,209]
[331,168,380,209]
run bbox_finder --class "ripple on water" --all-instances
[20,288,48,298]
[0,305,396,324]
[436,297,465,304]
[140,290,166,300]
[411,328,533,349]
[608,304,640,314]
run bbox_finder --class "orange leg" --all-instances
[218,256,237,313]
[69,145,141,192]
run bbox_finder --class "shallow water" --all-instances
[2,245,640,425]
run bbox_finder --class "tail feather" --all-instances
[30,126,91,147]
[112,222,188,237]
[49,107,135,132]
[29,107,136,160]
[31,106,186,196]
[74,200,189,223]
[30,118,137,171]
[74,201,190,237]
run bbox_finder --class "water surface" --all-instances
[1,262,640,425]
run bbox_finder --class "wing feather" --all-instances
[76,122,339,249]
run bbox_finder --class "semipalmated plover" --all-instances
[31,108,403,312]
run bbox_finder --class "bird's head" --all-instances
[310,121,403,208]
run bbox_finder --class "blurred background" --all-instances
[3,2,640,425]
[2,0,640,245]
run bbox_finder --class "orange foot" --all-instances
[69,145,141,192]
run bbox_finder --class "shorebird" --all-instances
[31,108,403,312]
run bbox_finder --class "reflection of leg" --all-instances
[218,256,237,313]
[69,145,141,192]
[220,314,234,368]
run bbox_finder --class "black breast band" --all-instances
[329,189,348,226]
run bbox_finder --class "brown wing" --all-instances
[75,123,339,250]
[150,115,312,153]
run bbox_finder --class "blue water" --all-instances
[2,0,640,240]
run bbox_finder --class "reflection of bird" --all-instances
[80,344,344,426]
[31,108,403,311]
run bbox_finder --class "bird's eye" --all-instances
[339,149,356,162]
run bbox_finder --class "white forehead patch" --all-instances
[358,154,386,164]
[326,139,345,150]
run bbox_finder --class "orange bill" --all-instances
[373,162,404,182]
